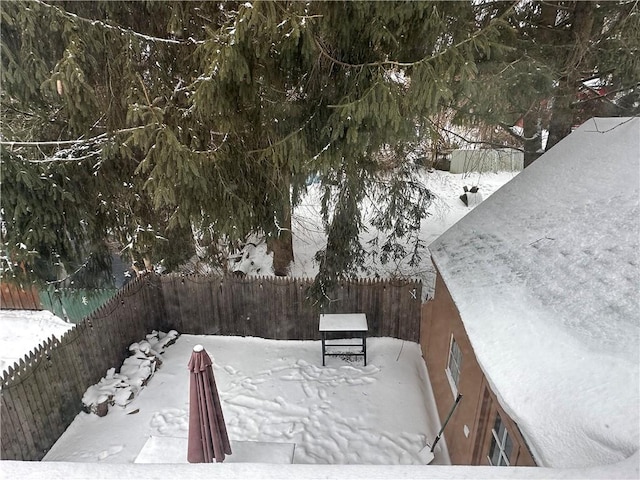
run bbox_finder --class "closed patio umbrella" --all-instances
[187,344,232,463]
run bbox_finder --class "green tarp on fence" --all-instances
[38,288,118,323]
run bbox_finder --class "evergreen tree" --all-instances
[1,1,509,299]
[450,1,640,166]
[1,0,222,284]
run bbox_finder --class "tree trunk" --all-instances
[522,110,543,168]
[546,2,596,151]
[269,195,294,277]
[270,234,294,277]
[520,0,556,167]
[546,81,574,150]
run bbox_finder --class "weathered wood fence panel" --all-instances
[1,273,420,461]
[38,288,118,324]
[0,283,41,310]
[159,275,422,342]
[0,274,161,461]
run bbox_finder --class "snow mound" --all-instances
[82,330,179,416]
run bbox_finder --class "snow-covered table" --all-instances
[319,313,368,366]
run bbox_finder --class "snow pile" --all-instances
[458,185,483,206]
[82,330,179,416]
[229,240,272,277]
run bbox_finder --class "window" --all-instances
[445,334,462,395]
[488,413,513,466]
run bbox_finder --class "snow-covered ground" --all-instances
[0,309,73,374]
[43,332,444,465]
[236,169,519,297]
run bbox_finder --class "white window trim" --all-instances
[487,414,512,466]
[445,334,462,398]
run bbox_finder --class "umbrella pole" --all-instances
[430,393,462,453]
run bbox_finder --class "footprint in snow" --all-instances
[150,409,188,434]
[97,444,123,461]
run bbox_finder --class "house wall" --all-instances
[449,148,524,174]
[472,376,536,466]
[421,269,536,466]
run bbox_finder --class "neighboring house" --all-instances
[421,117,639,468]
[449,148,524,174]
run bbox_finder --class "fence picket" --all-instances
[40,337,66,446]
[10,377,37,459]
[19,354,49,457]
[1,387,23,459]
[35,341,62,448]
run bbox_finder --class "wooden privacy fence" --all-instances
[1,283,41,310]
[38,287,119,323]
[160,275,422,342]
[0,273,420,461]
[0,275,165,461]
[1,283,119,324]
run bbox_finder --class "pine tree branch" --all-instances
[313,4,515,70]
[32,0,203,46]
[1,138,105,147]
[0,126,146,147]
[45,253,93,286]
[575,82,640,108]
[2,103,37,117]
[136,73,164,125]
[327,82,379,109]
[13,151,102,164]
[434,120,524,151]
[498,122,527,142]
[247,112,317,154]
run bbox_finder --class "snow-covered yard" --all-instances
[42,332,446,465]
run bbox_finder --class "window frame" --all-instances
[487,412,513,466]
[445,333,462,397]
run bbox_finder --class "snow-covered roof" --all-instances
[429,117,640,468]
